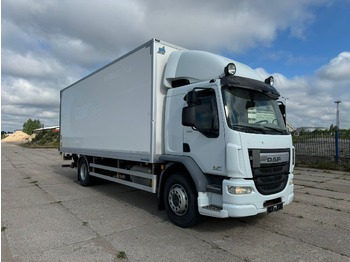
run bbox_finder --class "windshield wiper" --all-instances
[262,126,288,134]
[233,124,288,134]
[232,124,266,134]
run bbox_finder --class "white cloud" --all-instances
[2,77,59,107]
[2,0,326,57]
[2,0,346,132]
[317,52,350,81]
[3,50,64,78]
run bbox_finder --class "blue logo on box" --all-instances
[158,46,166,55]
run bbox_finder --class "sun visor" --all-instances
[221,75,280,100]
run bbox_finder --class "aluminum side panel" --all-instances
[60,45,153,157]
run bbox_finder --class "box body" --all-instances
[60,39,183,162]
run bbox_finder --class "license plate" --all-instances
[267,203,283,214]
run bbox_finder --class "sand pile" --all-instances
[1,131,35,143]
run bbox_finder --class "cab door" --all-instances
[182,87,226,175]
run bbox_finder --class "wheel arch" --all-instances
[157,155,209,209]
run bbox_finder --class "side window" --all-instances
[194,90,219,137]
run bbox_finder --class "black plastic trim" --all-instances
[158,155,209,192]
[221,75,280,100]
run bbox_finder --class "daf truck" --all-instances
[60,39,294,227]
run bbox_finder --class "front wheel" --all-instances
[164,172,198,227]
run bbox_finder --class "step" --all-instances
[201,205,222,212]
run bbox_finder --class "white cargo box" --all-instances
[60,39,184,163]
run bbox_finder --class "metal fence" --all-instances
[293,132,350,157]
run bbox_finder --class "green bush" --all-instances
[22,119,41,135]
[21,130,60,148]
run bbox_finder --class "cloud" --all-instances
[2,104,59,130]
[2,77,59,108]
[2,0,326,57]
[0,0,344,131]
[317,52,350,81]
[3,50,64,79]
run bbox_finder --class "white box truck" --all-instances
[60,39,294,227]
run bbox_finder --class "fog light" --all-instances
[290,179,294,185]
[227,186,252,195]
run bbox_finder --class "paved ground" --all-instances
[1,142,350,262]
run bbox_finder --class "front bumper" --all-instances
[198,173,294,218]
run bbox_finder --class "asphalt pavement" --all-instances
[2,142,350,261]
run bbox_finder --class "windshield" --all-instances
[222,86,287,134]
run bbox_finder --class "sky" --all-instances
[1,0,350,132]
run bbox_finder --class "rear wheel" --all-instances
[78,157,92,186]
[164,172,198,227]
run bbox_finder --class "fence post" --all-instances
[335,128,339,164]
[335,100,341,164]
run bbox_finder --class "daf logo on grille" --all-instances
[260,152,289,164]
[267,156,281,163]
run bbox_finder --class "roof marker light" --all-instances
[265,76,274,86]
[224,63,236,76]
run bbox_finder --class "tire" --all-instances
[78,157,92,187]
[164,172,198,227]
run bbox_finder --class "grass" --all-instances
[51,201,63,205]
[296,160,350,172]
[21,130,59,149]
[117,251,127,259]
[1,226,7,232]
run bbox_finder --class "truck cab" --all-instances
[160,50,294,225]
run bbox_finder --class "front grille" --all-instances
[249,149,290,195]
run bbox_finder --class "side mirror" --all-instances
[184,90,197,104]
[182,106,196,126]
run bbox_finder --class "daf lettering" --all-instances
[267,156,281,163]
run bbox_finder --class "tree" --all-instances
[22,119,41,135]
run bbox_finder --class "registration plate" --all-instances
[267,203,283,214]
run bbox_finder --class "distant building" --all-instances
[286,121,296,133]
[296,127,327,133]
[33,126,60,134]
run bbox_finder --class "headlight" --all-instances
[227,186,253,195]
